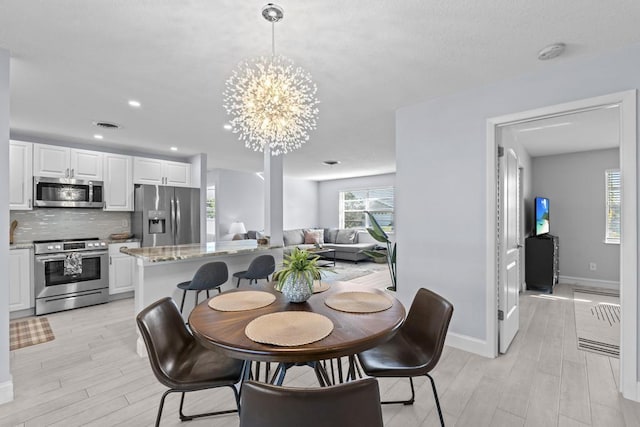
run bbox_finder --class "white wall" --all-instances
[284,178,319,229]
[318,173,396,227]
[532,148,620,283]
[0,48,13,403]
[210,169,265,239]
[209,169,319,236]
[396,43,640,358]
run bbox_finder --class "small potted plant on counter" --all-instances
[274,247,323,303]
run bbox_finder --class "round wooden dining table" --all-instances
[189,281,406,365]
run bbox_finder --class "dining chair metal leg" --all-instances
[178,386,240,421]
[206,290,210,298]
[155,389,171,427]
[179,290,187,314]
[236,277,241,287]
[380,377,415,406]
[427,374,445,426]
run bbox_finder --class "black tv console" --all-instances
[525,234,559,293]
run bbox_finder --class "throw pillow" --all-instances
[304,229,324,245]
[335,229,357,244]
[283,229,305,246]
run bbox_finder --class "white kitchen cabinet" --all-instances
[109,242,140,295]
[33,144,70,178]
[164,160,191,187]
[70,148,103,180]
[9,249,32,312]
[133,157,191,187]
[9,140,33,210]
[34,144,103,180]
[104,154,133,211]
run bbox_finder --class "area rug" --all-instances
[10,317,55,351]
[574,288,620,358]
[320,260,388,283]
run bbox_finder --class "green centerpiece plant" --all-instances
[362,211,397,291]
[274,247,323,302]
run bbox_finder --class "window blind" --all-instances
[605,169,621,244]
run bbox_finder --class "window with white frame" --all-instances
[605,169,620,244]
[339,187,394,231]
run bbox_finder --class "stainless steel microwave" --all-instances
[33,177,104,208]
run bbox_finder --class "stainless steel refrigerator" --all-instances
[132,184,201,247]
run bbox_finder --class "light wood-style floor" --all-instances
[2,282,640,426]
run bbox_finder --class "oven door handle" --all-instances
[35,251,108,262]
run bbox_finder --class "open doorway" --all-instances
[486,90,637,400]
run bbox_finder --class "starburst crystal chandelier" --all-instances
[223,4,319,155]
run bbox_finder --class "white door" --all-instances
[499,146,520,353]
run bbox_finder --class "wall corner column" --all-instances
[0,48,14,404]
[264,147,283,246]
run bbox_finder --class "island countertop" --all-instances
[121,240,281,263]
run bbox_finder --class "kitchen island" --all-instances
[121,240,283,357]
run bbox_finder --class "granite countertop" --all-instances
[10,242,34,250]
[120,240,281,263]
[107,238,141,244]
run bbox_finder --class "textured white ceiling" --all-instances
[1,1,640,180]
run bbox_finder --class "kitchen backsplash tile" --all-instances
[10,209,131,242]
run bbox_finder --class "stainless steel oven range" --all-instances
[34,238,109,315]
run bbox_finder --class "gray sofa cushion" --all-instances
[335,229,357,244]
[324,228,339,244]
[283,229,305,246]
[324,242,375,254]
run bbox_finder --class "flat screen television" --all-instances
[535,197,550,235]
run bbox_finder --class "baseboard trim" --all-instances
[445,332,493,358]
[558,275,620,290]
[0,378,14,405]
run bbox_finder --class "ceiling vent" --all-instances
[93,121,120,129]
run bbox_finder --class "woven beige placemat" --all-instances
[313,280,330,293]
[325,291,393,313]
[245,312,334,346]
[208,291,276,312]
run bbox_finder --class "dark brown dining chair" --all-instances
[357,288,454,427]
[239,378,383,427]
[177,261,228,314]
[233,254,276,287]
[136,297,243,427]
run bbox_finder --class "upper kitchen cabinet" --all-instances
[133,157,191,187]
[70,148,103,180]
[9,140,33,210]
[104,153,133,211]
[34,144,103,180]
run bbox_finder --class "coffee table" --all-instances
[307,247,336,267]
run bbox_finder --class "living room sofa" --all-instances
[281,228,377,263]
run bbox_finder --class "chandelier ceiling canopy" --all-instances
[223,4,319,156]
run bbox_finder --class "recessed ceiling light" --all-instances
[322,160,340,166]
[128,100,141,108]
[170,146,178,151]
[93,134,104,140]
[537,43,565,61]
[223,123,232,131]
